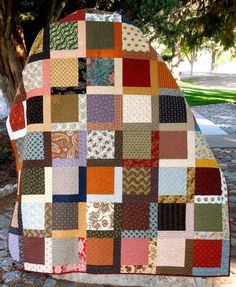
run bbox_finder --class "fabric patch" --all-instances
[195,167,221,195]
[26,96,43,124]
[23,237,45,264]
[23,131,44,160]
[86,202,114,230]
[121,238,149,265]
[123,58,150,87]
[87,94,115,122]
[51,94,78,123]
[87,58,114,86]
[193,240,222,267]
[194,204,222,232]
[123,95,151,123]
[159,95,187,123]
[86,238,114,265]
[52,202,78,230]
[156,239,186,267]
[51,131,79,159]
[158,167,187,196]
[87,130,115,159]
[21,202,45,230]
[52,167,79,195]
[50,21,78,50]
[121,203,149,230]
[86,22,114,49]
[87,167,114,194]
[21,167,45,195]
[22,61,43,92]
[158,203,186,230]
[52,238,79,266]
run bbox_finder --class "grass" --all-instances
[178,81,236,106]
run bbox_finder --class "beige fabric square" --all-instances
[123,95,152,123]
[50,58,78,87]
[156,239,186,267]
[52,167,79,195]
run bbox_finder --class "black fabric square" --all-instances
[158,203,186,230]
[159,95,187,123]
[26,96,43,124]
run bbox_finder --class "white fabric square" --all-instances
[21,202,45,230]
[123,95,152,123]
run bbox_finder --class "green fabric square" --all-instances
[86,22,114,49]
[194,204,222,232]
[21,167,45,195]
[123,131,151,159]
[50,21,78,50]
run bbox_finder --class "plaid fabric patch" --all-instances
[6,8,230,276]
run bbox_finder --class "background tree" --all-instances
[0,0,236,105]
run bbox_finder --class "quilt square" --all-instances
[52,202,78,230]
[158,167,187,196]
[195,167,221,195]
[123,95,151,123]
[121,238,149,265]
[86,21,114,49]
[52,167,78,195]
[87,130,115,159]
[194,204,222,232]
[23,131,44,160]
[87,167,114,194]
[158,203,186,230]
[156,239,186,267]
[23,237,45,264]
[50,58,78,87]
[26,96,43,125]
[22,60,43,93]
[159,95,187,123]
[86,58,122,95]
[50,21,78,50]
[121,202,149,230]
[193,240,222,268]
[21,202,45,230]
[51,130,79,159]
[123,130,151,160]
[86,237,121,273]
[51,94,78,123]
[122,167,158,203]
[21,167,45,195]
[159,131,187,159]
[87,95,115,122]
[87,58,114,86]
[123,58,150,87]
[87,202,114,230]
[52,238,79,266]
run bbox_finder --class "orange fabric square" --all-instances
[87,238,114,265]
[157,61,179,89]
[87,167,114,194]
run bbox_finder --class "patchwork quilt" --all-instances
[6,8,230,276]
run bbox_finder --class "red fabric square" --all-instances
[123,58,150,87]
[23,237,45,264]
[9,102,25,132]
[195,167,221,195]
[59,9,85,22]
[193,240,222,268]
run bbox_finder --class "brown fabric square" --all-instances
[23,237,45,264]
[52,202,78,230]
[159,131,187,159]
[87,238,114,265]
[86,22,114,49]
[121,203,150,230]
[51,94,78,123]
[195,167,221,195]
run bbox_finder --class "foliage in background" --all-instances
[0,0,235,105]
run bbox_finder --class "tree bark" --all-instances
[0,0,27,106]
[171,40,181,80]
[211,49,216,72]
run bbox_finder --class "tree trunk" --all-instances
[211,49,216,72]
[171,40,181,80]
[0,0,27,106]
[190,48,197,76]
